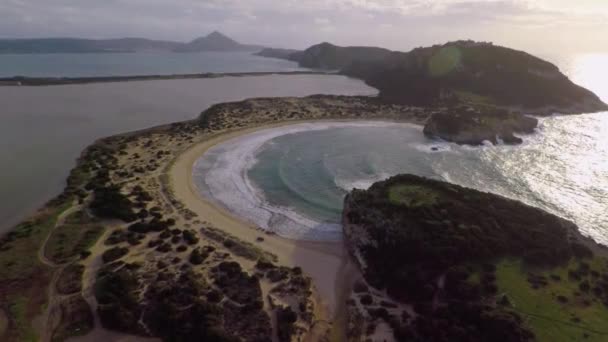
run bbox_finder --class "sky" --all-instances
[0,0,607,54]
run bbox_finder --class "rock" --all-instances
[423,106,538,145]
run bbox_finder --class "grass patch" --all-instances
[388,184,440,207]
[64,209,92,225]
[45,223,105,264]
[51,296,94,342]
[0,202,71,342]
[8,297,37,342]
[0,202,71,281]
[496,258,608,342]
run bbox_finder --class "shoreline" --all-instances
[2,91,607,341]
[0,71,332,86]
[191,120,424,242]
[0,95,431,341]
[169,120,378,315]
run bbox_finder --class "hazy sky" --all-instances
[1,0,606,54]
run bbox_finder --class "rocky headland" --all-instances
[343,174,608,341]
[260,40,607,145]
[423,105,538,145]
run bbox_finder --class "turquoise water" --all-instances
[249,126,432,223]
[0,51,306,77]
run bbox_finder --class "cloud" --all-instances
[0,0,605,53]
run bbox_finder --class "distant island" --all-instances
[0,31,263,54]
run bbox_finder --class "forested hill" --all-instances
[266,40,607,113]
[342,174,608,341]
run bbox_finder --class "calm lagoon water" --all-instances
[194,53,608,243]
[0,74,376,233]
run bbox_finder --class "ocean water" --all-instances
[0,74,376,234]
[0,51,306,77]
[193,53,608,243]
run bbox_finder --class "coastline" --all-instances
[169,120,373,315]
[191,120,424,242]
[0,95,430,341]
[0,71,332,86]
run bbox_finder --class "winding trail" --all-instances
[38,204,80,267]
[36,203,80,342]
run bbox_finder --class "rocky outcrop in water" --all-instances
[423,106,538,145]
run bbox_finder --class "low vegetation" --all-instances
[0,202,71,341]
[45,222,104,264]
[51,295,94,342]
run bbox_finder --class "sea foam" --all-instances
[192,121,419,241]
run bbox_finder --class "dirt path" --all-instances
[36,203,82,342]
[38,204,80,268]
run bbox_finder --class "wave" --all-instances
[193,121,420,241]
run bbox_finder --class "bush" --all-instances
[360,294,373,306]
[102,247,129,263]
[182,230,200,245]
[90,185,136,222]
[276,307,298,342]
[189,248,207,265]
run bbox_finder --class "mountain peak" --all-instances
[207,31,229,39]
[173,31,262,52]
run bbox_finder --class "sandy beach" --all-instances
[169,121,360,316]
[0,95,427,341]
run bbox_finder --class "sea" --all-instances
[194,53,608,244]
[0,53,376,233]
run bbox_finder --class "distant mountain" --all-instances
[0,38,181,54]
[0,32,264,54]
[173,31,263,52]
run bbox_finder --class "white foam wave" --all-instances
[193,121,419,241]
